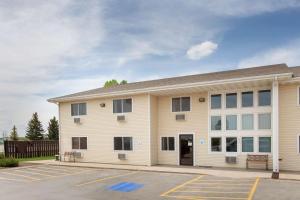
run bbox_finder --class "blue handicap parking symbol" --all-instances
[107,182,144,192]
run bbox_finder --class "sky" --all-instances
[1,0,300,136]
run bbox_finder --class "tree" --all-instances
[104,79,128,88]
[47,117,59,140]
[9,125,18,141]
[26,112,44,140]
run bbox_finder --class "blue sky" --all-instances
[1,0,300,136]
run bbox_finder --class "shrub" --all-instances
[0,153,5,159]
[0,157,19,167]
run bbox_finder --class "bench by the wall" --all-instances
[246,154,268,170]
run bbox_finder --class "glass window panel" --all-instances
[168,137,175,151]
[80,137,87,149]
[226,137,237,152]
[259,90,271,106]
[211,94,221,109]
[259,137,271,152]
[113,100,122,113]
[242,137,253,152]
[114,137,122,150]
[123,137,132,150]
[226,93,237,108]
[172,98,180,112]
[181,97,191,111]
[242,91,253,107]
[258,113,271,129]
[211,116,222,131]
[211,137,222,152]
[79,103,87,115]
[242,114,254,130]
[226,115,237,130]
[72,137,80,149]
[123,99,132,113]
[71,104,79,116]
[161,137,168,150]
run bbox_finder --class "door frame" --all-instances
[177,132,196,166]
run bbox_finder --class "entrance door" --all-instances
[179,134,193,166]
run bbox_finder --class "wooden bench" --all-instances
[246,154,268,170]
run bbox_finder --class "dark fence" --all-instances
[4,140,59,158]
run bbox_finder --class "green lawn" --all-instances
[16,156,55,162]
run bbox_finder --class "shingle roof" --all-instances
[49,63,294,102]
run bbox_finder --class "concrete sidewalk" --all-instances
[24,160,300,180]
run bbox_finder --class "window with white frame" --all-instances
[258,113,271,129]
[258,90,271,106]
[226,115,237,130]
[242,91,253,107]
[114,137,133,151]
[71,103,87,116]
[172,97,190,112]
[161,137,175,151]
[72,137,87,150]
[242,137,254,152]
[211,94,222,109]
[211,116,222,131]
[242,114,254,130]
[259,137,271,152]
[226,93,237,108]
[113,99,132,113]
[226,137,237,152]
[211,137,222,152]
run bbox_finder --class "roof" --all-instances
[49,63,296,103]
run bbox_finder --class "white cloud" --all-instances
[186,41,218,60]
[238,40,300,68]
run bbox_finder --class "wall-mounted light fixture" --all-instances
[199,97,205,102]
[100,103,106,107]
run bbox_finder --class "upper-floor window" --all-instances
[161,137,175,151]
[211,94,221,109]
[114,137,133,151]
[71,103,87,116]
[172,97,190,112]
[226,115,237,130]
[72,137,87,150]
[113,99,132,113]
[226,93,237,108]
[211,116,222,131]
[258,113,271,129]
[242,91,253,107]
[242,114,254,130]
[258,90,271,106]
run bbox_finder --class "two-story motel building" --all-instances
[48,64,300,176]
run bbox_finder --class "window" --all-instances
[211,94,221,109]
[211,116,222,131]
[242,137,254,152]
[259,137,271,152]
[242,114,254,130]
[114,137,133,151]
[226,115,237,130]
[226,93,237,108]
[113,99,132,113]
[242,91,253,107]
[172,97,190,112]
[258,113,271,129]
[71,103,87,116]
[258,90,271,106]
[211,137,222,152]
[161,137,175,151]
[226,137,237,152]
[72,137,87,150]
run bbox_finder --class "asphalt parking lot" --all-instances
[1,164,300,200]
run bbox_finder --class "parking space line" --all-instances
[189,183,253,186]
[25,167,70,175]
[160,175,204,197]
[165,195,247,200]
[175,191,248,194]
[0,176,28,182]
[76,171,139,187]
[14,169,56,177]
[247,177,260,200]
[34,166,83,173]
[1,171,40,181]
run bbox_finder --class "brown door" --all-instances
[179,134,193,166]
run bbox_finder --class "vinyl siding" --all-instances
[279,84,300,171]
[59,94,150,165]
[150,95,158,165]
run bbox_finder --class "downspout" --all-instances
[272,76,279,179]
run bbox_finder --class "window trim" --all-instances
[112,98,133,114]
[113,136,133,151]
[171,96,191,112]
[71,137,88,150]
[71,102,87,116]
[160,136,175,151]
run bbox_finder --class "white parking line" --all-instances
[1,171,40,181]
[14,169,56,177]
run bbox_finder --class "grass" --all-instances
[16,156,55,162]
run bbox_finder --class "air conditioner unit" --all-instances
[74,118,81,124]
[117,115,125,121]
[225,156,237,164]
[176,114,185,121]
[118,153,126,160]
